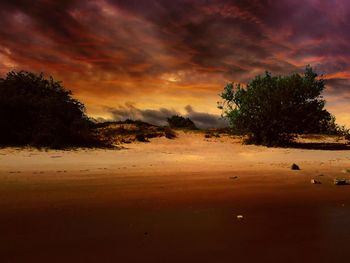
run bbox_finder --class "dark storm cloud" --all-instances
[107,104,227,128]
[106,0,280,78]
[0,0,292,79]
[0,0,106,73]
[1,0,350,124]
[2,0,350,80]
[184,105,228,129]
[107,103,179,126]
[326,78,350,95]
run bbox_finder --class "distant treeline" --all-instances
[96,116,198,130]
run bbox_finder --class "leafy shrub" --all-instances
[0,71,105,148]
[218,66,334,146]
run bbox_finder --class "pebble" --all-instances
[291,163,300,170]
[311,179,321,184]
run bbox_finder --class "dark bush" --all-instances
[167,115,197,129]
[205,131,220,138]
[0,71,104,148]
[164,127,177,139]
[135,132,149,142]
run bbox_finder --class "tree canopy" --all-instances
[218,66,334,146]
[0,71,102,148]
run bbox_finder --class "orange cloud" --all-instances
[0,0,350,126]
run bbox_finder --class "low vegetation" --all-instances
[204,131,220,138]
[167,115,197,130]
[164,127,177,139]
[95,120,177,144]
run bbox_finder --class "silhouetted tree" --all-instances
[0,71,102,148]
[218,66,334,146]
[167,115,197,129]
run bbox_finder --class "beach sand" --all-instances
[1,132,350,262]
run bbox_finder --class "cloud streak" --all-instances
[0,0,350,125]
[107,103,227,129]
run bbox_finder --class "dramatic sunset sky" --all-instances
[1,0,350,127]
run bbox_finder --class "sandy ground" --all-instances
[1,132,350,263]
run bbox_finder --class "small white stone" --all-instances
[237,215,243,219]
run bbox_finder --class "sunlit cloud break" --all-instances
[1,0,350,126]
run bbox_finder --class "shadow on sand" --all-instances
[289,142,350,151]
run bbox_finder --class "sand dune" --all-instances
[1,132,350,262]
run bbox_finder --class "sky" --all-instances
[1,0,350,128]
